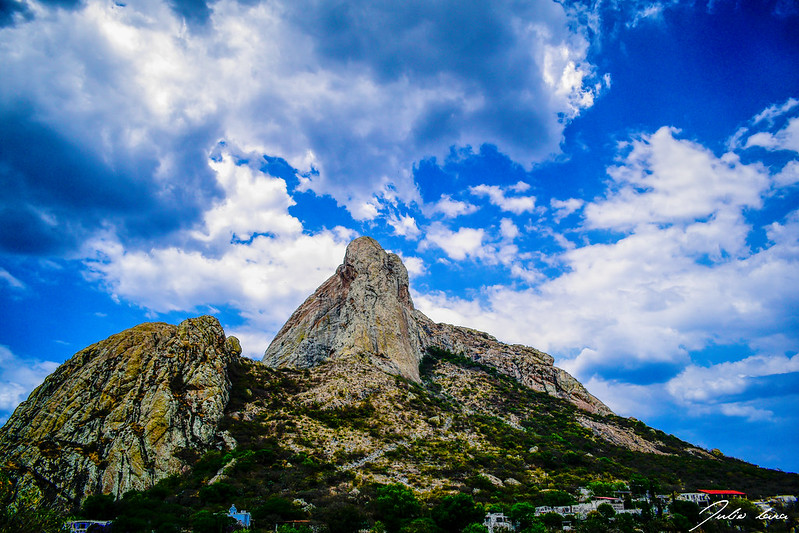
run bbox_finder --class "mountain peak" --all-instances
[342,236,413,308]
[263,237,611,415]
[263,236,425,380]
[344,235,387,265]
[0,316,240,505]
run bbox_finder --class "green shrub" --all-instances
[373,484,421,533]
[80,493,117,519]
[461,524,488,533]
[431,494,483,533]
[191,510,236,533]
[198,481,237,504]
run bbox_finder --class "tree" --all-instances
[198,481,237,504]
[629,475,648,498]
[587,482,615,498]
[728,498,765,532]
[431,494,483,533]
[374,484,421,533]
[536,490,574,507]
[669,501,700,526]
[253,496,306,525]
[613,513,639,533]
[191,510,237,533]
[540,512,562,530]
[520,521,546,533]
[577,512,611,533]
[317,502,368,533]
[112,489,183,533]
[668,513,692,533]
[400,517,443,533]
[596,503,616,519]
[80,494,117,520]
[508,502,537,530]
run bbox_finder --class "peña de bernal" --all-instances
[1,236,796,532]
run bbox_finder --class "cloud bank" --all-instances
[0,0,603,257]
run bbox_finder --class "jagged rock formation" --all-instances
[264,236,428,381]
[264,236,610,415]
[0,316,240,506]
[2,237,797,514]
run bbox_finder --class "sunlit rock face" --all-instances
[263,236,428,381]
[0,237,611,510]
[416,321,612,416]
[0,316,240,506]
[263,236,611,415]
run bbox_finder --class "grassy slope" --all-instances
[55,348,798,531]
[184,349,797,503]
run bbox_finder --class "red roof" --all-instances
[699,490,746,495]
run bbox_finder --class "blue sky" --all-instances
[1,0,798,474]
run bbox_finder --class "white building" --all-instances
[484,512,513,532]
[677,493,711,505]
[593,497,624,511]
[570,503,593,517]
[534,505,553,516]
[537,498,628,519]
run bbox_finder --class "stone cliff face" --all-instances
[264,236,611,415]
[0,236,613,510]
[0,316,240,506]
[263,236,428,381]
[418,321,611,415]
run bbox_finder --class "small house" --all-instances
[228,504,252,528]
[677,492,711,506]
[66,520,113,532]
[484,512,513,532]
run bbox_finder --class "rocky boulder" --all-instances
[418,321,611,415]
[0,316,240,506]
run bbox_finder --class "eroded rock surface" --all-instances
[263,236,428,381]
[264,236,611,415]
[0,316,239,506]
[418,321,611,415]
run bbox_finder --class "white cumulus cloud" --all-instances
[421,223,487,261]
[83,150,355,357]
[0,345,60,416]
[431,195,480,218]
[0,0,604,227]
[470,184,537,215]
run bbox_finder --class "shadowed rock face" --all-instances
[264,236,611,415]
[0,316,240,506]
[263,236,427,381]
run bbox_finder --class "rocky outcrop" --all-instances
[0,316,240,506]
[263,236,428,381]
[264,236,611,415]
[577,417,669,455]
[418,321,612,415]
